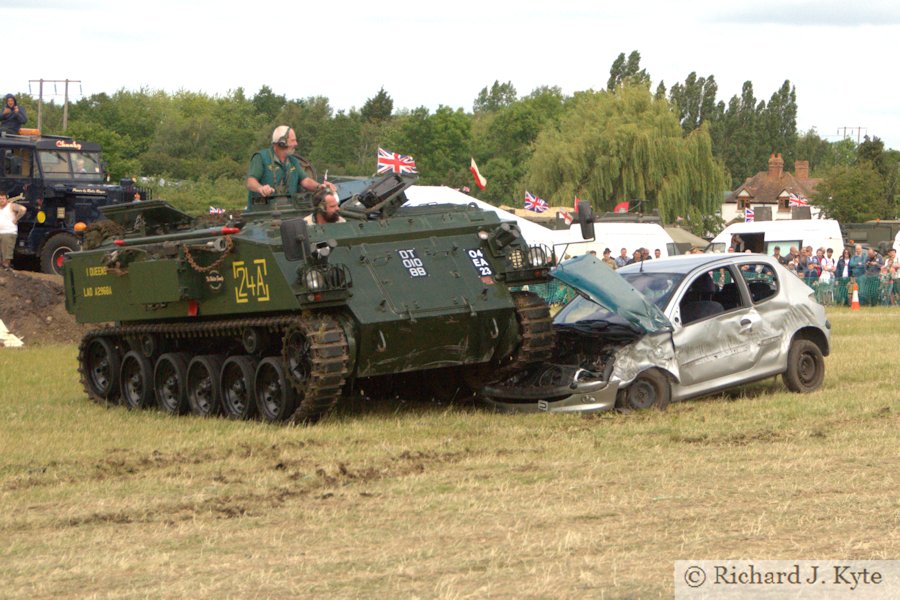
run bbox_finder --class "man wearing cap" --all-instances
[601,248,617,270]
[246,125,336,209]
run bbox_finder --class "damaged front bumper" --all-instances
[480,377,620,414]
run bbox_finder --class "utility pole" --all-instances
[837,126,867,143]
[27,78,81,131]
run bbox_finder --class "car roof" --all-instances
[616,253,775,275]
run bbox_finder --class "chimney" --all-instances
[795,160,809,180]
[767,153,784,179]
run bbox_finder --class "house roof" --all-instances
[725,154,820,204]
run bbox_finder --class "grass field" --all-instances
[1,307,897,598]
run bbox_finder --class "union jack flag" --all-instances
[209,206,225,215]
[524,191,548,213]
[788,192,809,207]
[744,207,754,222]
[377,147,417,174]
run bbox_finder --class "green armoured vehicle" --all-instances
[64,174,593,423]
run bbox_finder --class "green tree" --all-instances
[668,72,719,133]
[361,87,394,123]
[762,80,798,165]
[606,51,650,91]
[473,81,517,113]
[252,85,286,120]
[524,84,727,222]
[795,128,833,174]
[858,136,898,214]
[814,162,889,222]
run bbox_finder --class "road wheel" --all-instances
[40,233,80,276]
[187,355,225,417]
[783,339,825,393]
[79,336,122,404]
[255,357,298,423]
[620,369,671,411]
[120,350,154,410]
[154,352,190,414]
[220,355,258,420]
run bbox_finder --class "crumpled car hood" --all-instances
[552,255,672,334]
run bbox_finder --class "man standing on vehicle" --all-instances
[0,94,27,135]
[0,193,26,268]
[245,125,335,209]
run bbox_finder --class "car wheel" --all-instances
[620,369,670,410]
[783,339,825,393]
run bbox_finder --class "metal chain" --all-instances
[182,235,234,273]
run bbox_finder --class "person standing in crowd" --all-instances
[849,244,866,279]
[0,193,26,268]
[883,248,899,305]
[835,247,853,305]
[601,248,617,270]
[246,125,335,209]
[615,247,629,268]
[0,94,27,135]
[654,248,661,259]
[820,248,836,285]
[861,247,884,305]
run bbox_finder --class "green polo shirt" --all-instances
[247,148,308,207]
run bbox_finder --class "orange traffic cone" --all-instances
[850,283,861,311]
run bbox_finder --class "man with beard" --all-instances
[246,125,335,209]
[304,192,345,225]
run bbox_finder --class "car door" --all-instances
[669,265,760,390]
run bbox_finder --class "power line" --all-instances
[837,126,867,144]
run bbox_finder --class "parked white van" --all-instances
[552,222,677,259]
[708,219,844,255]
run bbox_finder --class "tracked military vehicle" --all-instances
[64,174,594,423]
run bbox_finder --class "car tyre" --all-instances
[783,339,825,393]
[620,369,670,411]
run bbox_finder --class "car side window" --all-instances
[713,266,747,311]
[739,263,779,303]
[678,271,724,325]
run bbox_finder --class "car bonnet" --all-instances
[551,254,673,334]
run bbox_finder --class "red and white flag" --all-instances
[377,147,417,174]
[788,192,809,207]
[524,191,548,213]
[470,158,487,190]
[613,201,629,214]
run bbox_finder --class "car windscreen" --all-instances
[619,272,685,310]
[554,295,643,335]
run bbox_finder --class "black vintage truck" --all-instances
[1,129,148,274]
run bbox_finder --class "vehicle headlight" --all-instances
[509,249,525,270]
[305,269,325,291]
[528,246,548,267]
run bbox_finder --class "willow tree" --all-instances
[523,84,726,222]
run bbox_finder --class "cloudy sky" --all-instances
[6,0,900,150]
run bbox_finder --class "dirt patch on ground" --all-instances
[0,269,93,346]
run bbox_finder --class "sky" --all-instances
[6,0,900,151]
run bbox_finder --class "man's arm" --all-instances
[300,177,336,193]
[11,202,26,222]
[246,176,274,197]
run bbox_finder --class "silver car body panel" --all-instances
[486,254,830,413]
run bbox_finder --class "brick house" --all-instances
[721,153,821,222]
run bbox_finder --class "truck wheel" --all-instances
[40,233,80,275]
[154,352,191,414]
[120,351,155,410]
[187,354,225,417]
[79,336,122,404]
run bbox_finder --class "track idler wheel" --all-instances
[281,316,350,424]
[78,335,122,404]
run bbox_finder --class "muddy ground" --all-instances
[0,269,93,346]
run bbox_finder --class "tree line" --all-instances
[13,51,897,226]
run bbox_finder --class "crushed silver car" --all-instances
[483,254,831,413]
